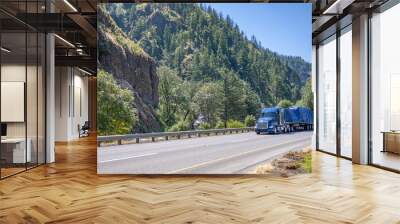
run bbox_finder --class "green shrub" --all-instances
[244,115,256,127]
[215,120,225,129]
[97,70,137,136]
[302,152,312,173]
[198,122,212,130]
[226,119,245,128]
[277,99,293,108]
[168,120,190,132]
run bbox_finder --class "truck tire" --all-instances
[256,131,260,135]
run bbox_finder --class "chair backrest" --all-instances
[82,121,90,129]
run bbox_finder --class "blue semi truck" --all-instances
[255,107,313,134]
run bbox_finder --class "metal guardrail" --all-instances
[97,127,255,147]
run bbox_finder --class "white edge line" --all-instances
[99,153,157,163]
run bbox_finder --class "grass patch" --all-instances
[302,152,312,173]
[255,149,312,177]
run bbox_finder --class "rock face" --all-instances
[98,8,161,132]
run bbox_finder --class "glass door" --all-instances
[317,35,337,154]
[370,3,400,171]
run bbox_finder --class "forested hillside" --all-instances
[98,3,312,134]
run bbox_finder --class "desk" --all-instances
[382,131,400,154]
[1,138,31,164]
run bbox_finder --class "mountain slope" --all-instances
[98,6,161,132]
[105,3,311,106]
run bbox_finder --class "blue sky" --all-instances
[204,3,312,62]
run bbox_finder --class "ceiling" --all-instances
[0,0,97,74]
[311,0,390,43]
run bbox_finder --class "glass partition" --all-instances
[1,31,28,177]
[371,3,400,171]
[317,35,337,154]
[339,27,352,158]
[0,1,46,179]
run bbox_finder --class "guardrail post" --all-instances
[188,134,191,138]
[152,137,155,142]
[223,130,226,135]
[178,135,181,139]
[97,142,101,147]
[136,138,139,143]
[165,136,169,140]
[197,133,201,137]
[118,139,122,145]
[207,133,210,136]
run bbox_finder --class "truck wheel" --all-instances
[256,131,260,135]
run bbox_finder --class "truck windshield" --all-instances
[261,112,277,118]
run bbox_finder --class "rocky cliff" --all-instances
[98,7,161,132]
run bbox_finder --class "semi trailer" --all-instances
[255,107,313,134]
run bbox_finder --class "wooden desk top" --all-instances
[381,131,400,134]
[1,138,28,143]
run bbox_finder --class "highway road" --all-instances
[98,131,313,174]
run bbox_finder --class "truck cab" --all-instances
[255,107,286,134]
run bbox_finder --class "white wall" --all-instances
[1,64,28,138]
[55,67,89,141]
[1,62,46,164]
[55,66,70,141]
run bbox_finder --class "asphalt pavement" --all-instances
[98,131,312,174]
